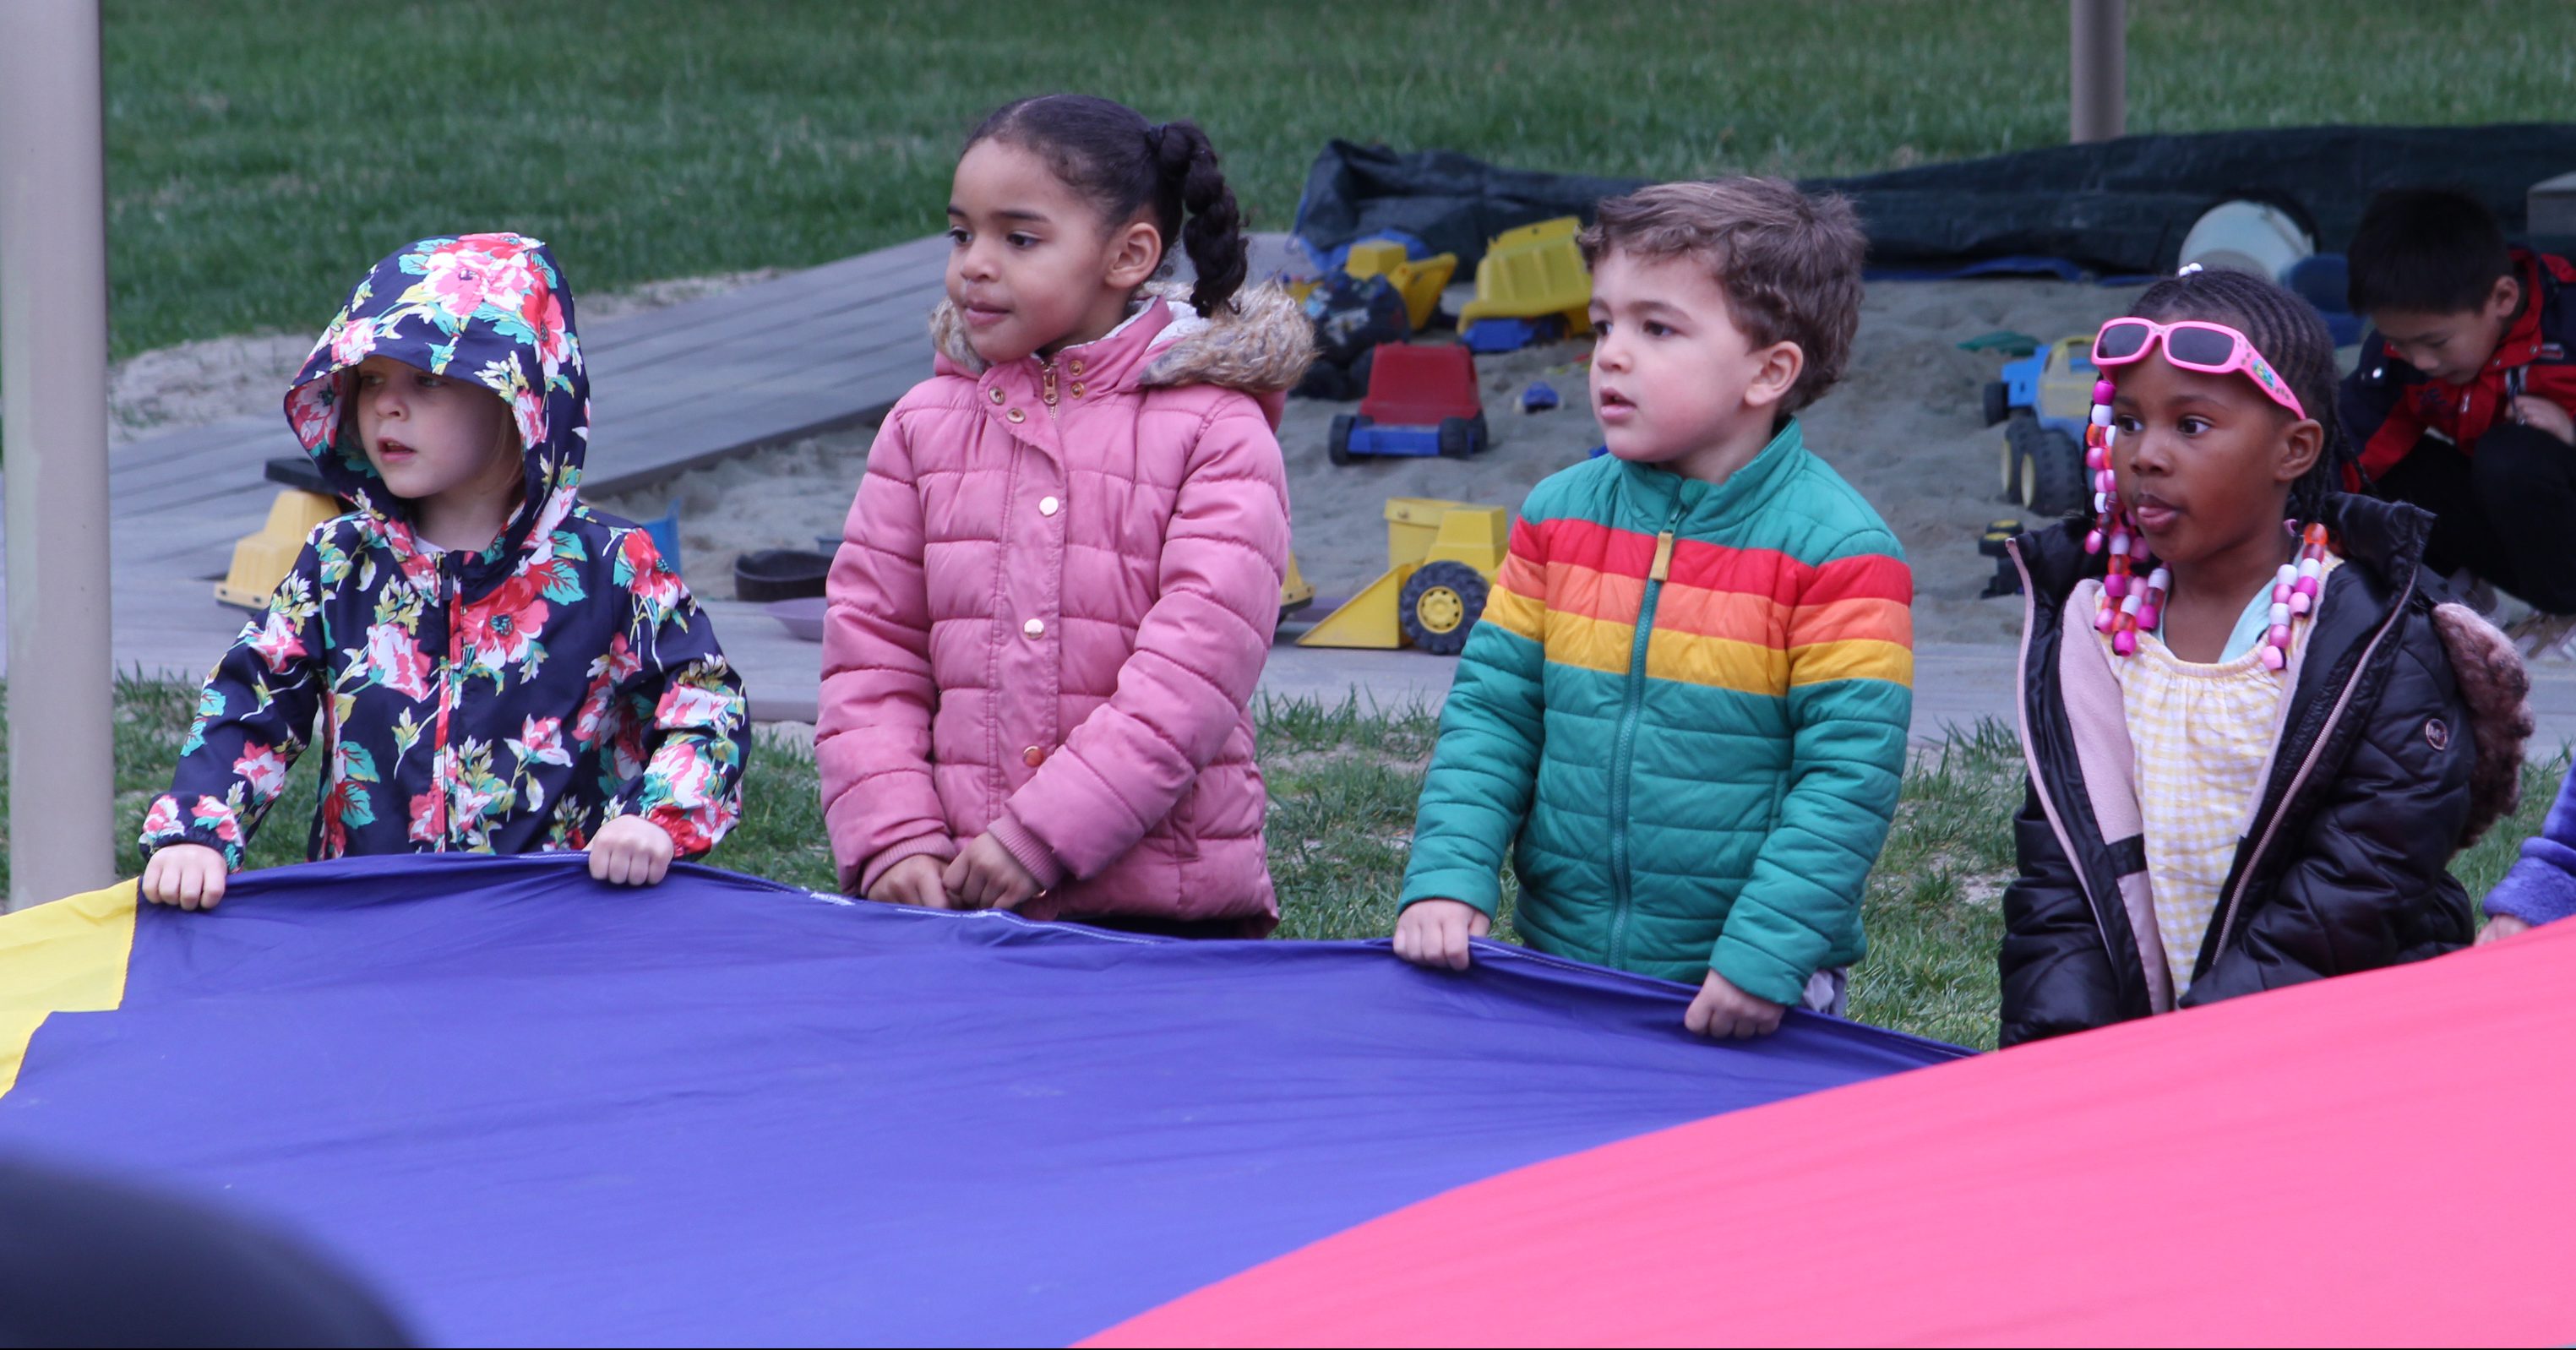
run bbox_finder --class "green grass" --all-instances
[36,680,2560,1050]
[95,0,2576,356]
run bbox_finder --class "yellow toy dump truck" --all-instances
[1457,217,1593,354]
[1339,239,1457,332]
[1296,498,1509,655]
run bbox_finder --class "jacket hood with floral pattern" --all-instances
[286,232,590,592]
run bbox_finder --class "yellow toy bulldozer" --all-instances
[1295,498,1509,654]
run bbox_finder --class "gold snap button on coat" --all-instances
[988,386,1005,404]
[1022,746,1047,767]
[1006,407,1025,423]
[1070,382,1086,399]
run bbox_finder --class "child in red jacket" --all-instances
[2340,187,2576,653]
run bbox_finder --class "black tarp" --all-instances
[1291,124,2576,275]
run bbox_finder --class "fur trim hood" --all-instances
[929,280,1314,395]
[2431,600,2534,846]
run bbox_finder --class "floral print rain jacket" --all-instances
[140,233,749,869]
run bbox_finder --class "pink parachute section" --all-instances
[1095,921,2576,1347]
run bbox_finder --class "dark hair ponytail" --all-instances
[2127,267,2350,523]
[1151,122,1248,315]
[966,94,1250,314]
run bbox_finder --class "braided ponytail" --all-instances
[966,95,1250,313]
[1151,122,1248,314]
[2127,268,2350,521]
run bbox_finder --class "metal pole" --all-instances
[2070,0,2127,144]
[0,0,117,910]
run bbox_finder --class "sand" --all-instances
[587,276,2151,639]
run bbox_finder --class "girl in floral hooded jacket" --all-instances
[139,233,749,907]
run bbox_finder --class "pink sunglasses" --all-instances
[2090,318,2306,422]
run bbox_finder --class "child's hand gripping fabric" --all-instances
[867,852,950,908]
[944,833,1043,911]
[140,842,230,911]
[2478,914,2533,944]
[1686,971,1786,1038]
[587,815,677,886]
[1391,897,1493,970]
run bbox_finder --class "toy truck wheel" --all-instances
[1983,379,2012,427]
[1999,425,2028,503]
[1397,561,1490,656]
[1329,414,1358,465]
[2011,416,2089,517]
[1437,414,1485,459]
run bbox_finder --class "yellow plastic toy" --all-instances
[213,489,344,609]
[1296,498,1509,654]
[1342,240,1460,331]
[1455,217,1593,335]
[1279,553,1315,623]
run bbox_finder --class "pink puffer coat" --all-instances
[819,286,1311,932]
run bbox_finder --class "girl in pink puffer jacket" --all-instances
[819,95,1312,936]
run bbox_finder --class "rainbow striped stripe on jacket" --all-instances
[1400,422,1914,1004]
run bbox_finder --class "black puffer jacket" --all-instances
[1998,494,2531,1047]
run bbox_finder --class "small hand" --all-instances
[588,815,678,886]
[1391,898,1491,970]
[866,852,952,907]
[943,833,1043,911]
[2477,913,2534,945]
[1684,969,1786,1039]
[2512,395,2574,444]
[140,843,228,911]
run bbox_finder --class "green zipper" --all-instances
[1605,497,1686,970]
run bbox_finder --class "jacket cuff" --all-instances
[139,829,244,873]
[1710,935,1808,1009]
[2485,856,2576,927]
[985,814,1068,893]
[139,793,246,871]
[1397,869,1500,918]
[855,833,958,898]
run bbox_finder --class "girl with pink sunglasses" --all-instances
[1995,267,2532,1047]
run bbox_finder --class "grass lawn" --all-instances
[29,678,2563,1052]
[98,0,2576,357]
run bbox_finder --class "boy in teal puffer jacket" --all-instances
[1391,179,1914,1039]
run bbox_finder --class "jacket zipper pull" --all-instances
[1040,361,1059,409]
[1649,531,1676,583]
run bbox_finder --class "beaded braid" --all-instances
[2088,266,2350,666]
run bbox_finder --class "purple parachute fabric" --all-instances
[0,854,1958,1344]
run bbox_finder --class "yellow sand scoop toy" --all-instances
[1296,498,1509,655]
[214,487,343,609]
[1279,553,1315,623]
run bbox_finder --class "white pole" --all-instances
[0,0,117,910]
[2070,0,2128,144]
